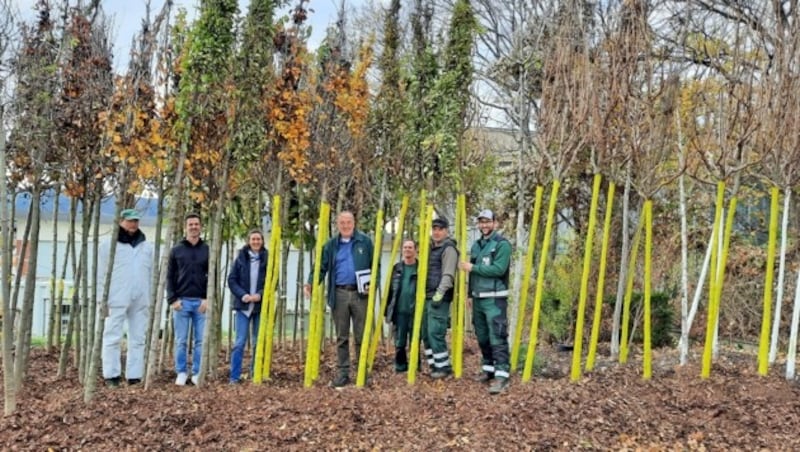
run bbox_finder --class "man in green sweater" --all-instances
[460,209,512,394]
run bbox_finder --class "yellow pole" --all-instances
[408,203,432,384]
[262,223,282,379]
[357,210,384,386]
[570,174,602,381]
[522,180,560,382]
[311,207,330,381]
[254,195,281,383]
[709,196,737,359]
[453,193,467,378]
[619,209,645,364]
[368,196,409,369]
[702,182,725,378]
[643,199,653,379]
[586,181,615,370]
[511,186,544,373]
[304,202,329,387]
[758,187,780,376]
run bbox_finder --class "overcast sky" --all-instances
[11,0,377,72]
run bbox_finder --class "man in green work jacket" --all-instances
[304,211,375,388]
[459,209,512,394]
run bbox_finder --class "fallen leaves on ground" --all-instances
[2,342,800,450]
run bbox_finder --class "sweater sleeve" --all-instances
[436,246,459,295]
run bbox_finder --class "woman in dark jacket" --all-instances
[227,229,268,384]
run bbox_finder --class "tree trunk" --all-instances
[678,171,690,366]
[145,118,192,389]
[769,188,791,363]
[295,221,304,349]
[1,102,18,415]
[87,189,102,370]
[680,225,714,365]
[77,196,92,383]
[57,199,81,377]
[786,265,800,379]
[84,196,123,403]
[47,185,61,351]
[200,196,226,384]
[145,184,166,369]
[14,186,43,388]
[10,198,33,327]
[611,169,632,358]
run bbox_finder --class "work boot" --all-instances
[475,372,494,384]
[330,374,350,388]
[430,368,452,379]
[488,377,509,395]
[126,378,142,385]
[105,377,121,388]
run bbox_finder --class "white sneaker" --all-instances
[191,375,199,385]
[175,372,188,386]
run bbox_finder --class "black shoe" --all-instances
[105,377,121,387]
[431,369,452,379]
[127,378,141,385]
[329,374,350,388]
[488,377,509,395]
[475,372,494,384]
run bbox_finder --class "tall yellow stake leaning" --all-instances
[571,174,602,381]
[311,208,330,381]
[511,186,544,373]
[304,202,330,387]
[643,200,653,379]
[523,180,561,382]
[254,195,281,384]
[586,181,615,371]
[357,210,384,387]
[408,204,433,384]
[758,187,780,376]
[453,193,468,378]
[262,223,282,379]
[702,182,725,378]
[619,209,645,364]
[368,196,409,370]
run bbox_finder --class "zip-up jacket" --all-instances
[308,230,376,309]
[468,231,511,299]
[166,238,209,302]
[227,246,268,312]
[426,238,458,301]
[385,260,418,322]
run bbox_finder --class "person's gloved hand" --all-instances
[432,292,444,303]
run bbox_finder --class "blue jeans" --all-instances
[230,309,261,382]
[173,298,206,375]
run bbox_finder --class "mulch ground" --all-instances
[2,341,800,450]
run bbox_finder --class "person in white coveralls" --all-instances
[99,208,154,387]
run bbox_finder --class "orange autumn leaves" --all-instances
[268,38,374,184]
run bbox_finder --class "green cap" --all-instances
[120,209,141,220]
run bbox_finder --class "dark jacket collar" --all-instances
[117,226,146,247]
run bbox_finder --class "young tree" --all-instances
[6,1,61,393]
[0,0,19,416]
